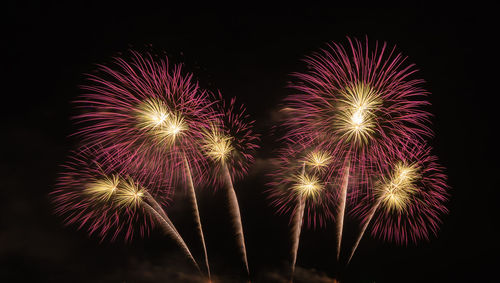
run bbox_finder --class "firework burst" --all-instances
[73,52,216,278]
[267,141,338,281]
[347,144,448,263]
[200,93,259,185]
[51,149,155,242]
[199,94,259,275]
[283,37,433,260]
[284,37,433,196]
[76,51,214,188]
[267,142,337,228]
[51,148,201,270]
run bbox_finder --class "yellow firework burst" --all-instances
[135,99,188,146]
[84,174,120,202]
[292,173,323,200]
[334,83,382,146]
[158,112,188,145]
[202,126,233,163]
[304,150,332,171]
[377,162,420,212]
[136,98,170,131]
[115,177,145,209]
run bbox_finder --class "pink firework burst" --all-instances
[199,93,260,188]
[283,37,433,198]
[50,147,170,242]
[266,141,338,228]
[352,143,449,245]
[75,51,216,188]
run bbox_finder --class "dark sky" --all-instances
[4,2,497,282]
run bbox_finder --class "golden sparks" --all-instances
[84,174,120,202]
[136,99,170,131]
[115,177,145,209]
[377,162,420,212]
[135,99,188,145]
[292,173,323,200]
[334,83,382,146]
[202,126,233,163]
[304,150,332,171]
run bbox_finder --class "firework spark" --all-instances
[201,125,234,164]
[115,176,146,209]
[304,150,332,172]
[267,143,336,228]
[291,173,323,200]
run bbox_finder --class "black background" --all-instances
[4,2,497,282]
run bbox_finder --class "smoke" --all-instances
[259,265,335,283]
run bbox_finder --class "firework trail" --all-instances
[346,197,381,264]
[290,196,305,282]
[143,190,199,269]
[142,201,201,273]
[144,190,179,236]
[222,163,249,275]
[267,143,334,281]
[336,160,350,261]
[184,155,211,279]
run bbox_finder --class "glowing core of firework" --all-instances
[305,150,332,171]
[336,83,381,145]
[136,99,189,146]
[202,127,234,163]
[377,162,420,212]
[292,173,323,200]
[84,174,120,202]
[85,173,146,209]
[164,113,187,138]
[137,99,170,130]
[115,177,145,209]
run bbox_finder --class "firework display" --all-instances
[267,37,448,280]
[52,52,260,281]
[51,37,448,281]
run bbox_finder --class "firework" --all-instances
[75,52,215,278]
[267,143,337,227]
[201,94,259,185]
[267,142,337,281]
[76,51,214,186]
[347,144,448,263]
[284,37,433,261]
[200,94,259,275]
[50,148,200,271]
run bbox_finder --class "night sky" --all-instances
[4,2,497,282]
